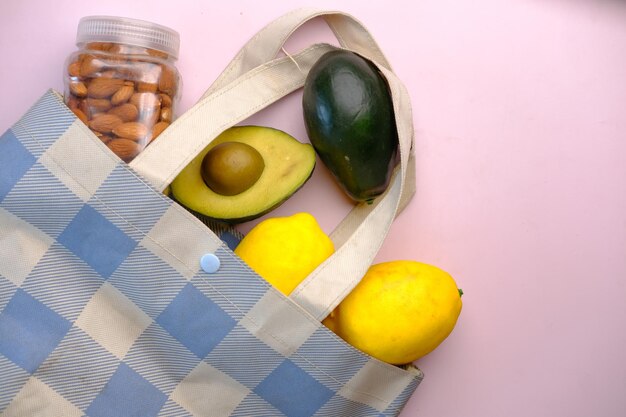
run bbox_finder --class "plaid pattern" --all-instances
[0,90,422,417]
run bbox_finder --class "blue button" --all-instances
[200,253,220,273]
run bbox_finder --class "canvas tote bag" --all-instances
[0,8,423,417]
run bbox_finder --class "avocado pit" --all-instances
[200,141,265,196]
[171,125,316,223]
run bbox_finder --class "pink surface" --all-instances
[2,0,626,416]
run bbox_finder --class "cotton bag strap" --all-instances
[201,8,392,97]
[129,9,416,320]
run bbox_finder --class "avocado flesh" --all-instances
[171,126,315,223]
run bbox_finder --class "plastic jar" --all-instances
[64,16,181,162]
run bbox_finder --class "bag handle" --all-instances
[129,9,416,320]
[290,66,414,319]
[200,8,392,98]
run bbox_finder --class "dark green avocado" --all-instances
[302,50,398,203]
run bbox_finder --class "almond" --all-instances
[80,55,104,77]
[137,82,158,93]
[68,61,81,77]
[107,138,142,162]
[89,114,123,133]
[98,70,118,79]
[113,122,149,141]
[158,66,177,95]
[79,99,90,117]
[88,78,124,98]
[86,42,113,51]
[85,98,112,113]
[108,103,139,122]
[66,96,79,111]
[147,48,169,59]
[139,62,160,83]
[140,108,160,127]
[160,107,172,123]
[151,121,170,141]
[115,63,141,80]
[69,81,88,97]
[95,133,113,144]
[110,85,134,105]
[130,92,160,111]
[108,44,144,55]
[123,62,159,81]
[72,108,89,125]
[159,93,172,108]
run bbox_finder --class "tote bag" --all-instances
[0,8,422,417]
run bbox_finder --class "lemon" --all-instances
[234,213,334,295]
[323,260,462,365]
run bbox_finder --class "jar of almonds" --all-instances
[64,16,181,162]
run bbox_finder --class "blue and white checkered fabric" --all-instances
[0,90,422,417]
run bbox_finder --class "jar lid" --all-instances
[76,16,180,59]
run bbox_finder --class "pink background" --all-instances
[2,0,626,416]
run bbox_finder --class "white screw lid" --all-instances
[76,16,180,59]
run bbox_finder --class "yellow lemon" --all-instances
[234,213,334,295]
[323,260,462,365]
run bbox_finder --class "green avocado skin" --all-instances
[302,50,398,203]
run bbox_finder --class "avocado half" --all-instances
[171,126,316,223]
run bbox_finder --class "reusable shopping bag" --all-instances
[0,8,422,417]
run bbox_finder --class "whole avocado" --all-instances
[302,50,398,203]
